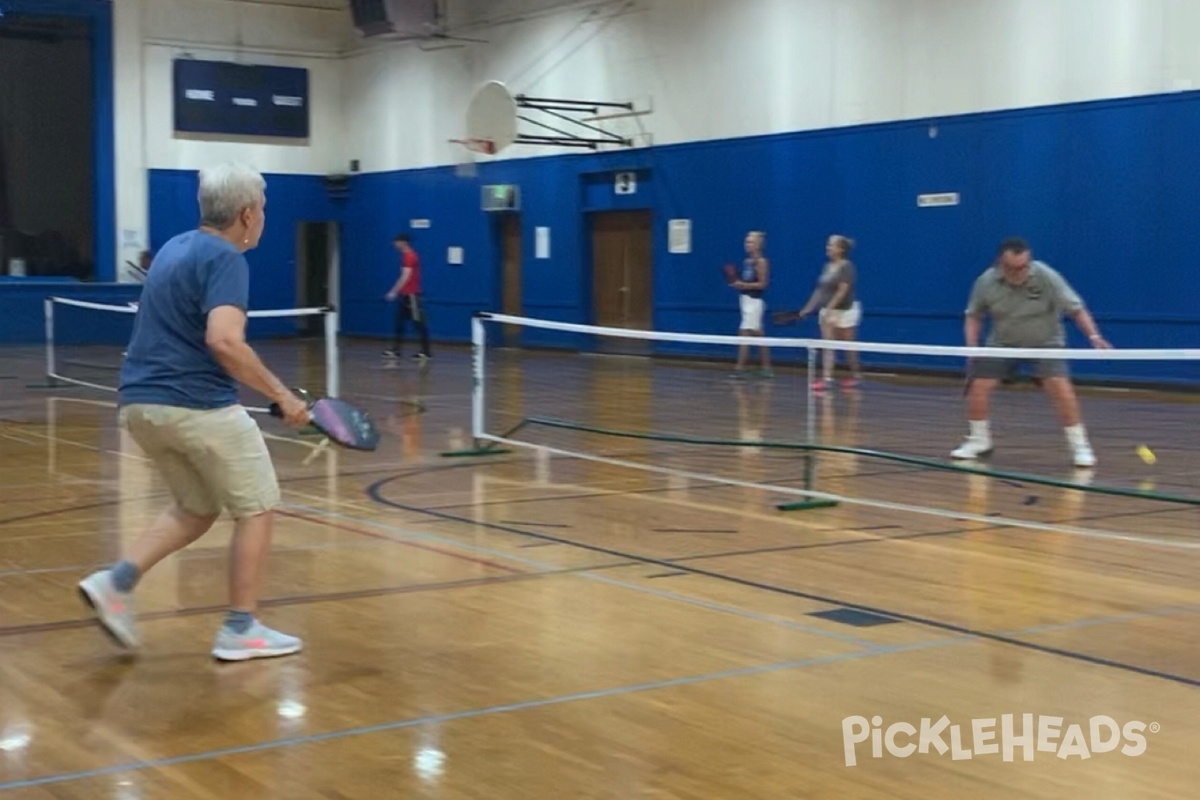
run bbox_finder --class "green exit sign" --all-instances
[482,184,520,211]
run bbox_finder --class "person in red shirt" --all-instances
[384,233,431,361]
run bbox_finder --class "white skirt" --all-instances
[739,295,765,331]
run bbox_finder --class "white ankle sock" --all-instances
[969,420,991,440]
[1065,424,1088,447]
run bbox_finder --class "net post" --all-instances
[26,297,67,390]
[441,312,512,457]
[777,345,838,513]
[324,307,340,398]
[805,345,816,449]
[472,313,485,441]
[44,297,56,385]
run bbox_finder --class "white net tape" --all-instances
[43,296,340,413]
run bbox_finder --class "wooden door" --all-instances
[590,210,653,352]
[498,215,522,346]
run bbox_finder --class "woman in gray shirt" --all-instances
[777,235,862,393]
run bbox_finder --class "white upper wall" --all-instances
[340,44,473,173]
[109,0,1200,269]
[112,0,355,276]
[348,0,1200,170]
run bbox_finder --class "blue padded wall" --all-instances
[84,90,1200,385]
[146,169,342,338]
[335,90,1200,383]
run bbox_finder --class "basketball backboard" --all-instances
[450,80,651,158]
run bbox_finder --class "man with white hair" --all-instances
[78,163,311,662]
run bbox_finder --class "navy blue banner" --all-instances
[173,59,309,139]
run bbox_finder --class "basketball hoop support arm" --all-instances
[517,113,631,149]
[513,95,636,150]
[515,96,634,112]
[461,80,648,154]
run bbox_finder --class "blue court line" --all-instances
[0,635,966,793]
[302,499,1200,664]
[358,481,1200,688]
[285,503,881,650]
[1005,603,1200,638]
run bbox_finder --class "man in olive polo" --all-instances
[952,237,1111,467]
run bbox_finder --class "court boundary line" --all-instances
[291,499,1200,684]
[363,478,1200,687]
[278,509,523,574]
[0,636,969,793]
[0,561,639,639]
[463,469,1198,567]
[671,504,1198,564]
[462,472,844,532]
[481,437,1200,551]
[5,405,1195,701]
[295,502,881,650]
[0,462,480,529]
[0,535,535,581]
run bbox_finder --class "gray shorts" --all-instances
[970,356,1069,381]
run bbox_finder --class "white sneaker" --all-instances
[951,436,993,460]
[1072,442,1096,468]
[78,569,139,649]
[212,620,303,662]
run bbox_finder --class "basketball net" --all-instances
[450,138,495,178]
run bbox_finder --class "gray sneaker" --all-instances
[212,620,303,662]
[78,569,139,649]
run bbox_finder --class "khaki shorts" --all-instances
[120,404,281,520]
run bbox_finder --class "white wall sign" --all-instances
[410,219,431,229]
[615,172,637,195]
[535,227,550,259]
[668,219,692,254]
[448,246,464,265]
[917,192,961,207]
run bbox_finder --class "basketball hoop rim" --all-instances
[450,137,496,156]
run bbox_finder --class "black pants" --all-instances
[392,294,431,356]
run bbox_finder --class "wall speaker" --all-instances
[349,0,440,39]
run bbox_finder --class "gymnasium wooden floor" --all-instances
[1,340,1198,798]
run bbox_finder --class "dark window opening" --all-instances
[0,14,95,279]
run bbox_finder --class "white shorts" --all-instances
[739,295,765,331]
[819,301,862,330]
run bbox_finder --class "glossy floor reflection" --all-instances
[1,340,1198,799]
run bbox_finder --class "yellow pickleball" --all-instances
[1136,445,1157,465]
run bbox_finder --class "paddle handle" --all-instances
[269,388,314,418]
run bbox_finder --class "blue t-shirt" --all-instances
[118,230,250,409]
